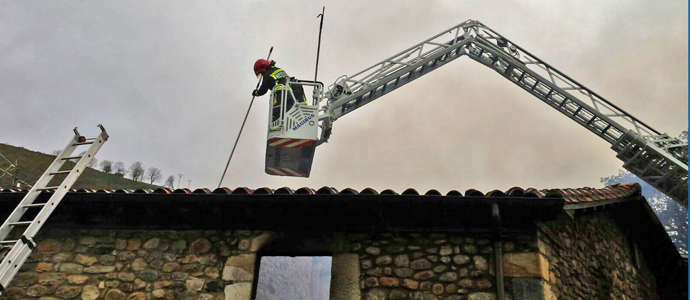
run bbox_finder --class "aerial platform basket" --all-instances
[265,80,322,177]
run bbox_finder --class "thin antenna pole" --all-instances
[314,7,325,82]
[218,46,274,188]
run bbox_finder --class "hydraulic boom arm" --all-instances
[319,20,688,206]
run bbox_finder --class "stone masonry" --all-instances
[538,213,659,300]
[348,232,536,300]
[0,228,273,300]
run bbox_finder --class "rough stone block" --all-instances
[225,283,252,300]
[330,254,361,300]
[222,254,255,282]
[502,253,549,280]
[81,285,99,300]
[511,278,545,300]
[249,232,274,252]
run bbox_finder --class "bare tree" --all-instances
[100,160,113,173]
[146,167,162,184]
[113,162,126,176]
[50,150,61,156]
[129,162,145,181]
[164,175,175,189]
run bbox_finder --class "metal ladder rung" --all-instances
[49,171,71,176]
[37,187,60,191]
[9,221,32,226]
[0,125,108,294]
[61,156,83,161]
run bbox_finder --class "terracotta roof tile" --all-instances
[465,189,484,197]
[316,187,337,195]
[212,187,232,194]
[380,189,398,195]
[0,184,641,206]
[424,189,442,196]
[360,188,378,195]
[402,188,419,195]
[153,188,172,194]
[339,188,358,195]
[446,190,462,197]
[294,188,315,195]
[253,187,274,195]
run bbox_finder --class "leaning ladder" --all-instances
[0,125,109,294]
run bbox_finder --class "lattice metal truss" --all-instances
[320,20,688,206]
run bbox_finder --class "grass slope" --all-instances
[0,143,160,190]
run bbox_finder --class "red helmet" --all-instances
[254,59,271,76]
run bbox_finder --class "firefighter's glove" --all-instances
[252,90,259,96]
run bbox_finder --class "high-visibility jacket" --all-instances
[253,66,289,98]
[253,66,308,106]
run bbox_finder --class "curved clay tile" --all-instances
[564,188,581,202]
[588,189,603,201]
[401,188,419,196]
[424,189,442,196]
[316,187,337,195]
[133,189,151,194]
[506,187,525,197]
[339,188,359,195]
[577,188,595,202]
[75,189,89,193]
[380,189,399,195]
[544,189,566,200]
[192,188,212,194]
[114,189,129,194]
[359,188,379,195]
[485,190,507,197]
[464,189,484,197]
[525,188,545,198]
[172,188,192,194]
[212,187,233,194]
[274,187,293,195]
[68,189,77,193]
[625,183,642,196]
[253,188,274,195]
[153,188,172,194]
[231,187,253,195]
[294,188,315,195]
[599,187,616,200]
[446,190,463,197]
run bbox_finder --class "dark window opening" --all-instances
[254,256,332,300]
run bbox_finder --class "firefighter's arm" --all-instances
[252,76,273,96]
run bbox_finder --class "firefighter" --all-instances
[252,59,305,128]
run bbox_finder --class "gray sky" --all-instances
[0,1,687,192]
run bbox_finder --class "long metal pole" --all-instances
[314,7,325,82]
[491,203,505,300]
[218,46,273,188]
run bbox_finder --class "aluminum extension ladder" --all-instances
[0,125,109,294]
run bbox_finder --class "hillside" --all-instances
[0,143,160,190]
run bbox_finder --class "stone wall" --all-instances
[348,232,535,300]
[538,213,659,300]
[0,228,273,300]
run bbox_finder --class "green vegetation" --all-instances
[0,143,160,190]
